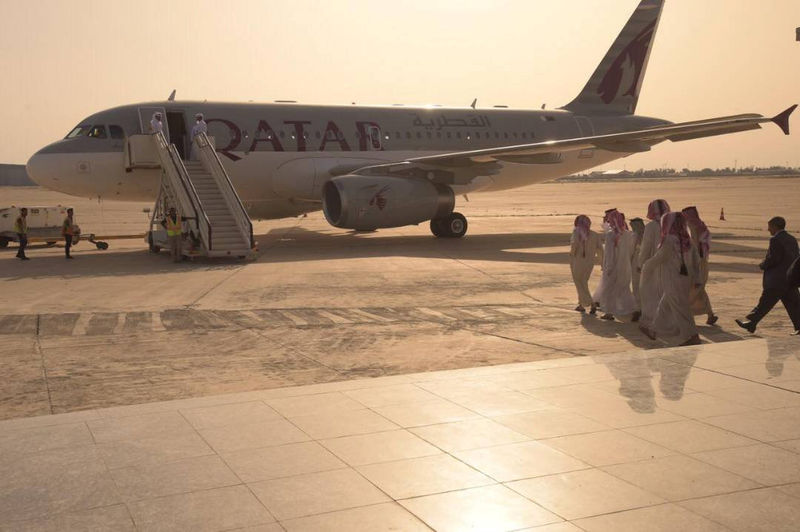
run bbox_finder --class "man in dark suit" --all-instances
[736,217,800,335]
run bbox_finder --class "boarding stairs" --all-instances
[147,131,255,259]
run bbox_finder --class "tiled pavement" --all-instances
[1,337,799,531]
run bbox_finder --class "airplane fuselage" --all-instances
[26,101,668,219]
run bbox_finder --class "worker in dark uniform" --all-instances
[14,208,29,260]
[62,208,76,259]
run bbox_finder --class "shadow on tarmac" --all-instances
[0,225,768,279]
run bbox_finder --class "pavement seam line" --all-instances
[34,334,54,415]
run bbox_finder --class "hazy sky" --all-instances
[2,0,799,169]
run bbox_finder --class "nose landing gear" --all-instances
[430,212,468,238]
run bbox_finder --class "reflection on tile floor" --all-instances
[1,337,800,530]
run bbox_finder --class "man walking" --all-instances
[163,207,184,263]
[14,207,29,260]
[736,217,800,335]
[62,208,76,259]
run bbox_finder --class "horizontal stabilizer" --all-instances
[771,104,797,135]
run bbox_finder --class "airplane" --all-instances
[26,0,795,239]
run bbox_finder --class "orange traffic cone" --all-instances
[719,208,726,221]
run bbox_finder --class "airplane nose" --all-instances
[26,148,54,187]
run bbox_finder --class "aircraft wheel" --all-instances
[443,212,468,238]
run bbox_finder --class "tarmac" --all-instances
[1,177,799,530]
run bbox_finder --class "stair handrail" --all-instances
[152,131,213,250]
[194,132,254,249]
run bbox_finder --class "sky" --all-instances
[2,0,799,169]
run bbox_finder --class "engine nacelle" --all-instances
[323,175,454,230]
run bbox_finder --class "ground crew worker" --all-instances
[62,208,76,259]
[163,207,185,262]
[190,113,208,160]
[14,207,29,260]
[150,112,164,134]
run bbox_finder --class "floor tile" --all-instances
[372,399,480,428]
[0,422,93,457]
[96,429,213,469]
[571,401,685,428]
[321,429,440,466]
[493,409,608,439]
[281,502,430,531]
[344,384,439,408]
[0,504,134,532]
[454,441,588,482]
[87,411,195,443]
[702,407,800,442]
[624,419,758,454]
[680,487,800,532]
[222,441,345,483]
[656,391,757,418]
[357,454,492,499]
[289,409,398,439]
[128,485,272,532]
[573,503,728,531]
[249,468,388,521]
[0,446,121,522]
[199,418,309,453]
[110,455,240,501]
[773,439,800,454]
[692,443,800,485]
[521,524,583,532]
[775,482,800,499]
[542,430,673,467]
[410,418,528,452]
[180,401,281,430]
[400,484,561,532]
[264,392,365,418]
[603,454,760,501]
[448,390,552,417]
[507,469,664,520]
[707,383,800,410]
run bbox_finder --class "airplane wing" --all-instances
[351,106,796,182]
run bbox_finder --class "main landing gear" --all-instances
[430,212,468,238]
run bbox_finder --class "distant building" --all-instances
[0,164,34,186]
[797,27,800,41]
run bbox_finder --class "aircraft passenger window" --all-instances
[446,132,451,139]
[395,132,401,139]
[406,132,411,139]
[436,132,442,138]
[416,132,422,139]
[504,132,509,139]
[495,132,500,139]
[279,131,286,138]
[87,125,107,139]
[521,132,527,139]
[513,132,518,139]
[109,125,125,139]
[456,132,461,139]
[315,131,321,139]
[426,131,432,139]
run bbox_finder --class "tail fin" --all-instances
[563,0,664,115]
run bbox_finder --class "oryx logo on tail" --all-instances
[597,21,657,104]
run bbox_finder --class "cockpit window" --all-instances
[65,125,92,138]
[87,125,107,138]
[109,125,125,139]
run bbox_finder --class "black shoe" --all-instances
[631,311,642,323]
[601,313,615,321]
[735,319,756,334]
[19,256,29,260]
[575,305,586,313]
[706,315,719,326]
[66,255,74,259]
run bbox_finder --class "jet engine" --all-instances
[322,175,454,231]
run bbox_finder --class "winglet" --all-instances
[772,104,797,135]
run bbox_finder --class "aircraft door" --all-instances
[366,125,382,151]
[138,106,169,140]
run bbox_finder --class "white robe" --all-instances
[150,118,163,134]
[650,234,700,342]
[631,238,642,311]
[688,229,713,316]
[570,229,604,307]
[638,220,663,327]
[593,228,636,316]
